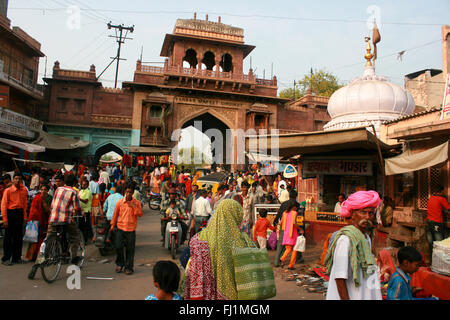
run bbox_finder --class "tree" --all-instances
[177,146,212,172]
[279,68,343,100]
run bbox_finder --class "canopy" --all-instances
[245,152,281,162]
[246,127,395,158]
[0,137,45,153]
[385,141,448,176]
[0,147,19,156]
[13,158,65,170]
[33,130,89,150]
[127,146,172,154]
[197,172,227,183]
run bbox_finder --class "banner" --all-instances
[302,159,373,177]
[441,73,450,120]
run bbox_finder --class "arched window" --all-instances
[183,49,198,68]
[202,51,216,70]
[220,53,233,72]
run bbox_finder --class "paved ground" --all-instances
[0,207,324,300]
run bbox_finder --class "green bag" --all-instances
[232,246,276,300]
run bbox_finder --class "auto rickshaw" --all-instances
[195,172,227,194]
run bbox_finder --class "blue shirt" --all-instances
[103,193,124,221]
[89,180,100,195]
[387,267,413,300]
[145,293,182,300]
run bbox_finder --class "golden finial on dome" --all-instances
[364,36,374,67]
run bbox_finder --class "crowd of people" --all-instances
[1,162,448,301]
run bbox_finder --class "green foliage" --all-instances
[177,147,212,172]
[279,68,343,100]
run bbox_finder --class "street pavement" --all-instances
[0,206,324,300]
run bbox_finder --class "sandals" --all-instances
[124,269,134,275]
[115,266,123,273]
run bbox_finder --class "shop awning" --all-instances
[246,127,395,158]
[33,130,90,150]
[0,137,45,153]
[385,141,449,176]
[245,152,281,162]
[127,146,172,154]
[0,147,19,155]
[13,158,65,170]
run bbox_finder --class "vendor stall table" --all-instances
[411,267,450,300]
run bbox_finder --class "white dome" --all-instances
[324,66,415,133]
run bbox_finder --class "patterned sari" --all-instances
[185,199,253,300]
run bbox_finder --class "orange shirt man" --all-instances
[1,174,28,265]
[110,184,142,275]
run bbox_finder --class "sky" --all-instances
[5,0,449,151]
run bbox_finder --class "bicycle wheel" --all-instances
[40,236,62,283]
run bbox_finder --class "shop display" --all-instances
[431,237,450,276]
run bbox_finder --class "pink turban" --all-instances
[340,190,381,218]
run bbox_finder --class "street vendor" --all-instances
[324,190,382,300]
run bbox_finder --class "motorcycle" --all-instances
[93,215,115,256]
[162,212,188,259]
[149,192,161,211]
[140,182,150,209]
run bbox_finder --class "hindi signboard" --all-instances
[302,159,373,177]
[0,107,43,139]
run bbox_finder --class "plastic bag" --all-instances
[267,231,278,250]
[294,235,306,252]
[23,220,39,243]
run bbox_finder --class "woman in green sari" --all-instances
[184,199,256,300]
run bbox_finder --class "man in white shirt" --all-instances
[325,190,382,300]
[334,194,345,213]
[278,184,290,203]
[29,168,40,191]
[192,189,212,233]
[99,169,110,186]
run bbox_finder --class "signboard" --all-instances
[302,159,373,177]
[0,86,8,107]
[441,73,450,120]
[0,107,43,139]
[253,204,280,225]
[283,164,298,178]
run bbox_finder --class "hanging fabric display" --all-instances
[145,156,151,167]
[137,156,145,167]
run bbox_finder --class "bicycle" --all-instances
[38,215,86,284]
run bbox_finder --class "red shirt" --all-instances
[427,195,450,223]
[253,217,276,241]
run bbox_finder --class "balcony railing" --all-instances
[140,136,169,146]
[137,64,277,86]
[0,70,44,97]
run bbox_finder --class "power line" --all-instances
[8,7,446,26]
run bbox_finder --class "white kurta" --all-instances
[326,235,382,300]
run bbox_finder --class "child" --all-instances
[280,201,301,270]
[145,260,182,300]
[387,246,423,300]
[165,199,181,217]
[253,209,276,249]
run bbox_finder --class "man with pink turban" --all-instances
[324,190,382,300]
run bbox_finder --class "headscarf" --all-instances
[340,190,381,218]
[198,199,252,300]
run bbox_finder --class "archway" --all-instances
[179,112,231,171]
[202,51,216,70]
[94,143,124,165]
[220,53,233,72]
[183,49,198,68]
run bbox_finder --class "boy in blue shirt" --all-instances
[387,246,422,300]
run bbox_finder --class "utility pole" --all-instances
[107,22,134,88]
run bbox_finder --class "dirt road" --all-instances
[0,206,324,300]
